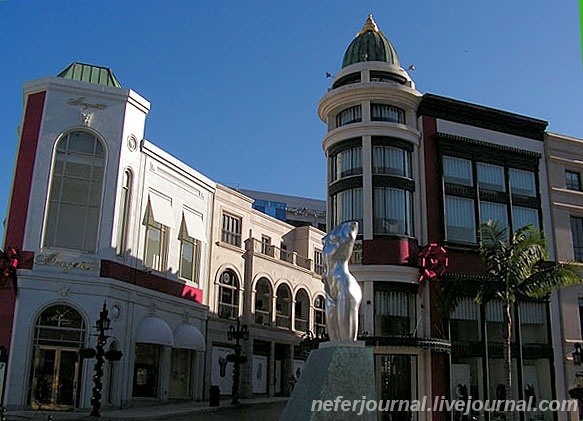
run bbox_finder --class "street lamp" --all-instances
[226,319,249,405]
[574,343,582,366]
[79,302,122,417]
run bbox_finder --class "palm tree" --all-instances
[476,221,579,419]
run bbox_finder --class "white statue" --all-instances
[322,221,362,341]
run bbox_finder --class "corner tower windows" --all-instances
[371,138,415,237]
[329,141,362,183]
[44,131,105,252]
[371,104,405,124]
[335,105,362,128]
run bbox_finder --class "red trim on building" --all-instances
[1,92,46,349]
[362,237,418,265]
[100,260,203,304]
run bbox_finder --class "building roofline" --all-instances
[418,93,548,141]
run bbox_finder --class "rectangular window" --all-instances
[566,171,582,191]
[480,201,508,229]
[510,169,536,197]
[314,250,324,275]
[221,213,242,247]
[445,196,476,243]
[179,224,200,282]
[477,162,505,192]
[373,188,413,236]
[512,206,539,230]
[443,156,473,186]
[374,290,414,336]
[335,105,362,127]
[372,146,411,177]
[144,211,168,271]
[330,146,362,181]
[331,188,363,228]
[571,216,583,262]
[371,104,405,124]
[261,235,272,256]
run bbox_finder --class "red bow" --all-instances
[417,244,448,295]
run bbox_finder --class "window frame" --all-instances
[221,213,242,247]
[218,269,240,319]
[44,130,106,252]
[116,168,132,256]
[143,205,168,271]
[571,216,583,262]
[178,220,200,283]
[370,103,405,124]
[335,105,362,128]
[566,170,582,191]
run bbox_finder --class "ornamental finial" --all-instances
[358,14,379,36]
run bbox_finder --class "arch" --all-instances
[217,268,240,320]
[43,130,107,252]
[314,295,327,337]
[294,289,310,333]
[275,284,292,330]
[214,264,243,287]
[273,278,294,294]
[116,167,133,255]
[254,277,273,327]
[251,272,274,291]
[28,303,87,410]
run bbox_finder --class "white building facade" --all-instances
[2,64,214,410]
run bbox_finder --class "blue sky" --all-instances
[1,1,582,243]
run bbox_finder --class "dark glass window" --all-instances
[571,216,583,262]
[335,105,362,127]
[371,104,405,124]
[566,171,582,191]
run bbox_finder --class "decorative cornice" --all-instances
[419,93,548,141]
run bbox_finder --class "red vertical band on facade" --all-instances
[0,91,46,349]
[423,116,450,420]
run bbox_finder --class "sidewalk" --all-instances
[3,397,289,421]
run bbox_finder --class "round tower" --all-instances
[319,14,422,253]
[318,15,437,415]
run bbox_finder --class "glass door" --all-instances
[30,347,80,410]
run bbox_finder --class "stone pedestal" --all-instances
[280,342,376,420]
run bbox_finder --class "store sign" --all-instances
[67,97,107,110]
[34,253,98,273]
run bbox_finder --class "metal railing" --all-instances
[294,318,308,333]
[247,238,316,273]
[276,313,291,329]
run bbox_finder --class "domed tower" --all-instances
[318,15,437,412]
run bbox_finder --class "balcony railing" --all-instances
[255,309,272,326]
[350,240,363,265]
[247,238,316,273]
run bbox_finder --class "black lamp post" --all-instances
[226,319,249,405]
[79,302,122,417]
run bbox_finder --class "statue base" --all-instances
[279,344,376,420]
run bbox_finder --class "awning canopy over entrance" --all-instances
[174,323,205,351]
[135,316,174,347]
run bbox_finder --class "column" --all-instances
[268,341,275,397]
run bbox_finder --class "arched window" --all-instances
[314,296,326,337]
[116,169,132,255]
[29,304,86,409]
[275,284,292,329]
[254,278,272,326]
[218,270,239,319]
[45,131,105,252]
[294,289,310,333]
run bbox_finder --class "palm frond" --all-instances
[520,262,581,299]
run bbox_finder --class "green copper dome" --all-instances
[342,15,400,68]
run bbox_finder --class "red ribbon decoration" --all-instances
[417,243,448,295]
[1,247,20,293]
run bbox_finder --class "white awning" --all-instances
[174,323,205,351]
[148,193,174,228]
[183,211,206,242]
[135,316,174,346]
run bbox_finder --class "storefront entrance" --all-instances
[28,304,86,410]
[375,354,418,421]
[30,347,80,409]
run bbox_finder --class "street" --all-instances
[151,401,286,421]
